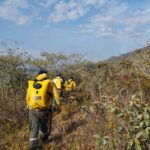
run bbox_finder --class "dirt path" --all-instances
[43,104,93,150]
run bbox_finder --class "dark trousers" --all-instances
[64,91,72,102]
[29,109,52,150]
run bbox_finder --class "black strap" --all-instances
[34,77,48,82]
[47,92,53,97]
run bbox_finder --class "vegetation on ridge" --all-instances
[0,44,150,149]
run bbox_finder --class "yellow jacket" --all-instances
[65,79,76,91]
[26,73,60,109]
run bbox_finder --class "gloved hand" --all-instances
[52,99,56,112]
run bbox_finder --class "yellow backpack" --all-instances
[28,79,52,109]
[53,77,62,90]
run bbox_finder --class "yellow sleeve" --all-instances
[49,81,60,106]
[53,83,60,105]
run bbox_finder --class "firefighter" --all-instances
[26,70,61,150]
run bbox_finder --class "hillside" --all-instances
[0,46,150,150]
[106,44,150,63]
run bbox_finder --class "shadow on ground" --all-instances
[66,120,86,134]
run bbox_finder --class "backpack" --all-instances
[53,77,62,90]
[28,79,52,109]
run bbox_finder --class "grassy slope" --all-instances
[1,102,99,150]
[1,46,149,150]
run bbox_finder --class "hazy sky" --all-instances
[0,0,150,61]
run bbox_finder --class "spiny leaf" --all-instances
[136,131,143,139]
[135,143,142,150]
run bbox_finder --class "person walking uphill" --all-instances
[65,77,76,92]
[26,70,61,150]
[53,74,63,95]
[53,73,66,99]
[65,77,76,102]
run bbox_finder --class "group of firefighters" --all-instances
[26,70,76,150]
[53,73,76,99]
